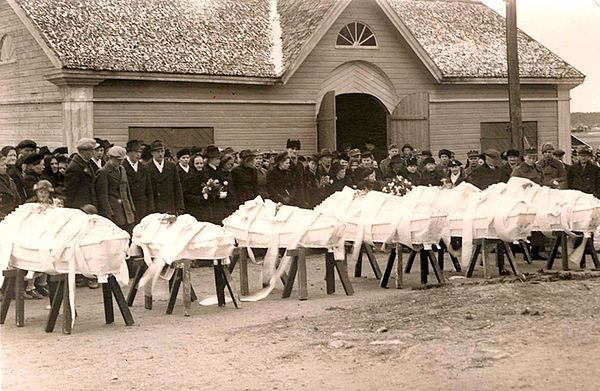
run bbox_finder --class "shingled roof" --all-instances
[386,0,584,80]
[13,0,583,82]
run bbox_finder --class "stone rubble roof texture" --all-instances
[16,0,584,80]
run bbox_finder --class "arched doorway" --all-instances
[335,93,388,151]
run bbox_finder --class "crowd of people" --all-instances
[2,136,600,295]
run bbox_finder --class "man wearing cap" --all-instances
[467,149,509,190]
[464,150,480,177]
[124,139,154,224]
[64,138,98,209]
[511,148,542,185]
[16,139,37,160]
[379,144,401,180]
[21,153,45,199]
[95,146,135,231]
[537,143,567,189]
[232,149,258,205]
[553,149,569,170]
[286,139,306,207]
[176,148,193,184]
[146,140,184,215]
[567,147,600,198]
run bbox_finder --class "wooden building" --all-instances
[0,0,584,161]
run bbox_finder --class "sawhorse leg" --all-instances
[363,245,382,279]
[380,246,397,288]
[405,250,417,273]
[1,269,25,326]
[466,243,482,278]
[126,260,147,306]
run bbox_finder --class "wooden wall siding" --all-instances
[94,102,317,152]
[0,102,62,144]
[430,85,558,101]
[317,60,397,113]
[0,0,61,146]
[429,100,558,160]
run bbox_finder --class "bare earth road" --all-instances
[2,254,600,391]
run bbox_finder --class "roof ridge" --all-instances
[268,0,284,76]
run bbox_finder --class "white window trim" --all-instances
[335,21,379,49]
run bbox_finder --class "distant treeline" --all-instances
[572,112,600,128]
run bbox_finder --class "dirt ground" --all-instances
[2,251,600,391]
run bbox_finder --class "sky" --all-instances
[482,0,600,113]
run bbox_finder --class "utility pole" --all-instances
[506,0,524,152]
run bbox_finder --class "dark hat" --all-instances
[423,157,436,165]
[401,144,414,151]
[150,140,166,151]
[204,144,221,159]
[23,153,44,165]
[53,147,68,155]
[319,148,333,158]
[406,157,418,166]
[506,149,520,157]
[421,150,432,157]
[364,138,375,145]
[222,147,235,155]
[467,150,479,158]
[101,139,114,150]
[176,148,191,159]
[164,149,173,158]
[274,151,289,165]
[500,151,508,160]
[578,147,593,156]
[391,154,404,164]
[298,155,306,163]
[38,146,51,156]
[126,139,143,152]
[449,159,462,167]
[190,146,203,156]
[17,139,37,150]
[286,139,301,150]
[553,149,566,157]
[483,149,501,159]
[438,149,451,158]
[360,151,373,160]
[1,146,16,157]
[93,138,105,150]
[239,149,257,161]
[388,143,398,151]
[307,154,319,163]
[524,148,538,156]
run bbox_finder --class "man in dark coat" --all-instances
[286,139,306,207]
[21,153,45,199]
[267,152,292,204]
[467,149,509,190]
[64,138,98,209]
[567,147,600,198]
[511,148,543,185]
[232,149,258,205]
[538,143,567,189]
[123,139,154,224]
[95,146,136,231]
[420,157,443,186]
[146,140,184,215]
[0,155,21,219]
[176,148,193,184]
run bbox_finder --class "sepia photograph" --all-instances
[1,0,599,389]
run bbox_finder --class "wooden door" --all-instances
[317,91,336,151]
[389,92,430,150]
[480,122,537,151]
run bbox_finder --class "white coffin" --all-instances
[0,204,129,277]
[223,197,345,249]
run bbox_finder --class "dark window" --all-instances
[480,121,538,152]
[128,127,214,155]
[336,22,377,48]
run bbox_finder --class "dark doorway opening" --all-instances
[335,93,388,151]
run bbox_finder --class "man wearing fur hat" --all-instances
[95,146,136,231]
[176,148,193,184]
[286,139,306,207]
[146,140,184,215]
[537,143,567,189]
[22,153,45,199]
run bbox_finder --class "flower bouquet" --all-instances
[381,175,413,197]
[202,178,228,200]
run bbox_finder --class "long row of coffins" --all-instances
[1,177,599,331]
